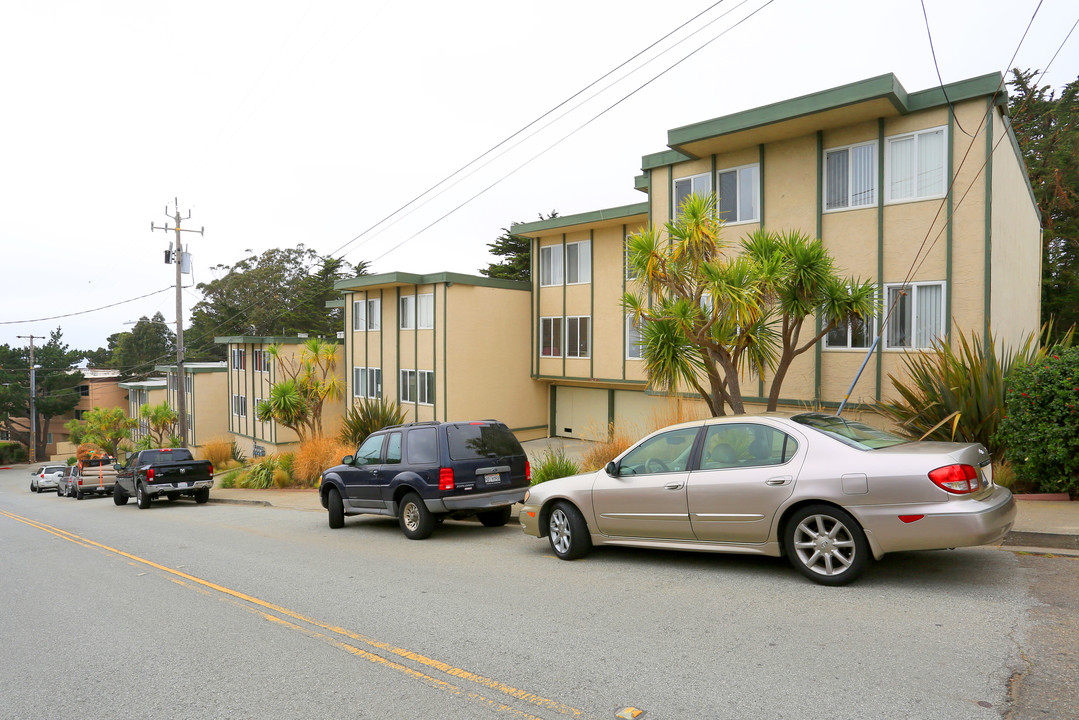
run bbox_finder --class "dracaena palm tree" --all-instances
[256,337,343,442]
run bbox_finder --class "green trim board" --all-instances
[634,174,650,192]
[325,299,344,309]
[875,118,885,402]
[640,148,694,171]
[154,363,226,374]
[336,271,529,293]
[533,375,648,386]
[947,107,955,342]
[814,131,823,405]
[213,336,311,345]
[664,72,1004,154]
[1000,113,1041,221]
[984,99,994,340]
[512,202,649,235]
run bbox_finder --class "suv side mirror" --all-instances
[605,461,618,477]
[341,455,354,466]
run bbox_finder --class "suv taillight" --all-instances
[147,468,155,481]
[928,464,979,494]
[526,460,532,484]
[439,467,454,491]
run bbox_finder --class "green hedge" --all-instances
[995,347,1079,497]
[0,442,27,464]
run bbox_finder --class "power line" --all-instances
[0,286,174,325]
[919,0,974,138]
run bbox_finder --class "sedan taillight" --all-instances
[525,460,532,484]
[928,464,980,494]
[439,468,454,491]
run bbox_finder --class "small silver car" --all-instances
[31,465,66,493]
[519,413,1016,585]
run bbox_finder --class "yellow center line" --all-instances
[1,509,586,719]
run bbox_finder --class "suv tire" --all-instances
[327,488,344,529]
[398,493,434,540]
[477,506,512,527]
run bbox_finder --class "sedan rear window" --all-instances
[791,413,908,451]
[446,423,523,460]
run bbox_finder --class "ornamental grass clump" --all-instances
[294,436,352,487]
[530,447,580,485]
[994,347,1079,497]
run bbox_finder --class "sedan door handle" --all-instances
[765,476,793,486]
[664,482,685,490]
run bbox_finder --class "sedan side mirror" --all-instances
[342,455,354,466]
[113,463,122,471]
[605,461,619,477]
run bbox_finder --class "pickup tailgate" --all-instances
[147,461,213,486]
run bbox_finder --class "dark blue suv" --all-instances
[319,420,531,539]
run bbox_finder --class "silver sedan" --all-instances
[519,413,1016,585]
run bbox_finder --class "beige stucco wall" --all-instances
[191,370,229,449]
[991,107,1042,348]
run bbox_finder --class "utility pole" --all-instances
[151,199,203,448]
[17,334,45,463]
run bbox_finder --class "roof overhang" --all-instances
[511,202,649,236]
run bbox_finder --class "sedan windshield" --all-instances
[791,413,908,451]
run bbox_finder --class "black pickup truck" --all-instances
[113,448,214,509]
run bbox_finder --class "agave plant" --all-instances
[874,324,1072,455]
[339,398,408,446]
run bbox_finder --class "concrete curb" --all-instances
[1001,531,1079,552]
[208,497,271,507]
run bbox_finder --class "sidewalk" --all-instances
[209,486,1079,555]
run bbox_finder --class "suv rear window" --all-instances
[446,423,523,461]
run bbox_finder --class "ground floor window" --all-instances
[884,281,945,349]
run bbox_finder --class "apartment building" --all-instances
[118,376,168,445]
[513,72,1040,440]
[214,336,346,457]
[336,272,548,439]
[155,362,229,451]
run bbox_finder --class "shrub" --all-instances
[202,438,234,467]
[530,447,580,485]
[0,442,27,464]
[217,469,240,489]
[241,456,278,489]
[994,347,1079,497]
[875,326,1071,456]
[580,423,636,472]
[294,436,352,487]
[340,398,407,446]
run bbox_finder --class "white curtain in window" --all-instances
[851,144,876,206]
[739,166,759,221]
[826,149,848,210]
[914,284,943,347]
[889,136,915,200]
[917,129,945,197]
[353,300,366,331]
[417,294,433,329]
[400,296,415,329]
[367,299,380,330]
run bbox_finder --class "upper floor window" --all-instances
[886,127,946,203]
[566,240,591,285]
[539,245,563,287]
[717,164,759,224]
[399,293,434,330]
[566,316,590,358]
[883,281,945,349]
[231,348,246,370]
[78,384,90,397]
[540,317,562,358]
[674,172,712,215]
[353,297,381,331]
[825,141,877,211]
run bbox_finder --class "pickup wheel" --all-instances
[113,483,129,506]
[477,506,512,527]
[136,482,151,509]
[194,488,210,504]
[75,488,84,500]
[398,493,434,540]
[327,488,344,529]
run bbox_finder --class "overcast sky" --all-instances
[2,0,1077,355]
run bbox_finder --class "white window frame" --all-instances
[353,367,382,399]
[673,171,712,216]
[823,311,876,350]
[539,244,563,287]
[626,314,645,360]
[366,298,381,331]
[565,240,591,285]
[352,299,366,331]
[540,317,562,358]
[231,348,246,370]
[882,281,946,350]
[565,316,590,359]
[716,163,760,224]
[416,293,434,329]
[400,295,415,330]
[884,126,948,204]
[823,140,878,212]
[232,394,247,417]
[400,369,434,405]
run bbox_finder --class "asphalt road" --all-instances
[1,466,1073,719]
